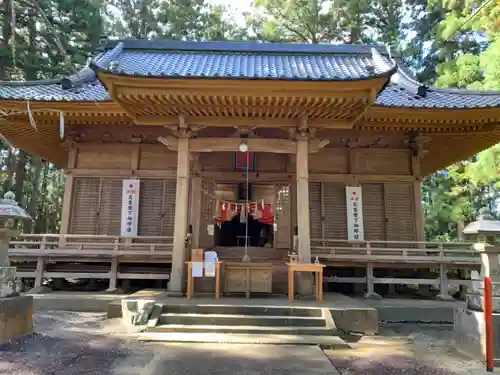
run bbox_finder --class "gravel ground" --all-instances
[0,313,493,375]
[0,312,128,375]
[325,324,490,375]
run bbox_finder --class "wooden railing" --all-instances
[308,237,480,298]
[8,234,174,290]
[311,238,477,265]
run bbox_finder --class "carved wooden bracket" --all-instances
[340,137,388,148]
[406,132,431,157]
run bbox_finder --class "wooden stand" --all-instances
[286,263,325,303]
[223,262,273,299]
[185,261,222,299]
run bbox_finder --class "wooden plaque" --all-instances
[191,249,204,262]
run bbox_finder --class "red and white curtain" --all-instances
[214,201,274,224]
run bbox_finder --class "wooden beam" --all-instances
[158,136,329,154]
[67,168,177,179]
[200,171,416,183]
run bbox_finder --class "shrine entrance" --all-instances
[213,182,275,248]
[218,213,273,247]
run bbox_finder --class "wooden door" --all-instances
[138,179,164,236]
[69,177,100,234]
[161,179,177,237]
[361,183,385,241]
[322,182,347,240]
[309,182,322,241]
[384,183,416,241]
[97,179,122,235]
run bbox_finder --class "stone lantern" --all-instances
[454,207,500,360]
[0,191,34,344]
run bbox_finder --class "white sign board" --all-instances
[346,186,364,241]
[120,179,140,237]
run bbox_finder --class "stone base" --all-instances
[364,292,383,300]
[0,267,22,298]
[296,273,314,296]
[436,293,455,301]
[330,308,378,335]
[454,307,500,362]
[0,295,33,344]
[466,293,500,313]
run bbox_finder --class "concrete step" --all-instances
[148,324,337,335]
[139,331,349,347]
[161,304,323,317]
[158,313,327,327]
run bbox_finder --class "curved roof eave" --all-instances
[0,66,112,103]
[373,60,500,110]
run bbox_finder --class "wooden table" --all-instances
[185,261,222,299]
[286,263,325,303]
[224,262,273,299]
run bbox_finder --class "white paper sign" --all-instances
[204,251,218,277]
[346,186,364,241]
[120,179,140,237]
[192,262,203,278]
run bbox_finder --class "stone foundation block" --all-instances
[0,267,22,298]
[454,307,500,361]
[330,307,378,335]
[0,295,33,344]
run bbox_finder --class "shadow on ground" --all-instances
[0,332,125,375]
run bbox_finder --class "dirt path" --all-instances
[0,313,494,375]
[326,324,491,375]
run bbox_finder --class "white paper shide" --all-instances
[120,179,140,237]
[346,186,364,241]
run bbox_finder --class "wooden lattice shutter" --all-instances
[98,179,122,235]
[138,179,164,236]
[69,178,100,234]
[384,183,416,241]
[323,183,347,240]
[199,179,215,248]
[161,179,177,237]
[275,184,291,249]
[309,182,322,240]
[361,183,385,241]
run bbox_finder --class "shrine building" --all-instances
[0,38,500,296]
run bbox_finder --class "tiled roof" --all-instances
[0,67,110,102]
[92,40,395,81]
[0,39,499,109]
[376,83,500,109]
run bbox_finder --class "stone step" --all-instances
[148,324,337,336]
[158,313,327,327]
[161,304,323,317]
[139,331,349,348]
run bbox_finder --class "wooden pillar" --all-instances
[296,136,313,294]
[190,154,202,249]
[411,154,424,242]
[59,145,77,240]
[59,174,74,236]
[167,135,190,296]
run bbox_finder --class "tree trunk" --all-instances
[35,163,50,233]
[2,147,15,194]
[26,158,42,233]
[0,0,12,79]
[14,150,27,204]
